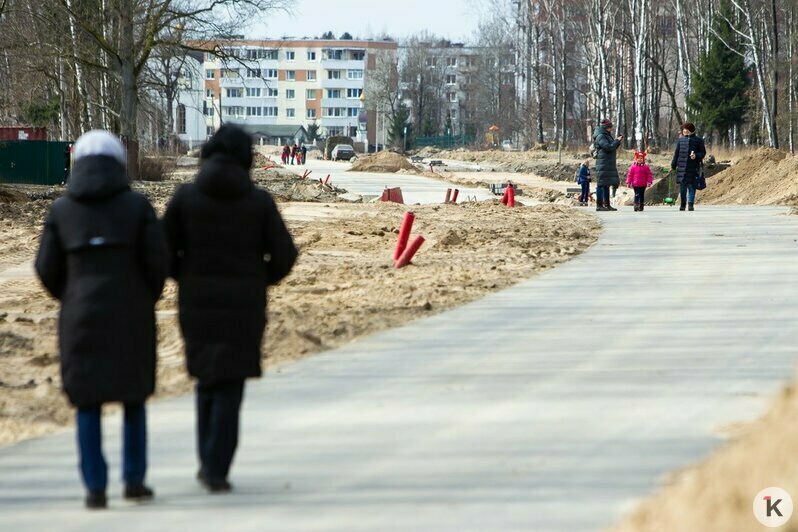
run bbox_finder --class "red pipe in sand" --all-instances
[325,175,330,185]
[507,184,516,207]
[444,188,452,203]
[393,211,415,261]
[451,189,459,204]
[394,235,425,269]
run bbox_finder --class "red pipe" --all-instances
[451,189,459,203]
[325,175,330,185]
[394,235,425,269]
[507,184,516,207]
[444,188,452,203]
[393,211,415,261]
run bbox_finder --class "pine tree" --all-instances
[687,0,750,143]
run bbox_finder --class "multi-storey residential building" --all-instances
[179,38,397,147]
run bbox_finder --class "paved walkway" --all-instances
[1,206,797,531]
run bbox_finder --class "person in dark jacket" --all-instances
[290,142,298,165]
[35,130,167,510]
[162,124,298,493]
[301,144,308,166]
[593,119,623,212]
[576,159,591,206]
[671,122,706,211]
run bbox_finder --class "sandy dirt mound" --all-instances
[0,193,599,445]
[612,377,798,532]
[699,148,798,205]
[350,151,417,173]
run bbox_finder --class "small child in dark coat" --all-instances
[576,160,591,206]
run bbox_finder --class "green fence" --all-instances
[0,140,72,186]
[414,134,475,149]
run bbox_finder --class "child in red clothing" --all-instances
[626,152,653,211]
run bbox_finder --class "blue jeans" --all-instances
[77,403,147,492]
[680,182,696,206]
[580,182,590,203]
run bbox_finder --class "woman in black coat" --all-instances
[35,130,167,509]
[163,124,297,492]
[592,119,624,211]
[671,122,706,211]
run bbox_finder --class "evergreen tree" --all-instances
[687,0,750,143]
[387,105,410,148]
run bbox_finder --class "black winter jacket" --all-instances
[162,154,297,384]
[671,134,706,184]
[35,156,167,407]
[593,125,621,186]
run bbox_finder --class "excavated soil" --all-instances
[0,180,600,445]
[349,151,418,173]
[612,376,798,532]
[699,148,798,206]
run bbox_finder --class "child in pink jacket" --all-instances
[626,152,653,211]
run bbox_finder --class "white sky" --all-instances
[248,0,486,42]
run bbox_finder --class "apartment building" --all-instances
[188,38,397,146]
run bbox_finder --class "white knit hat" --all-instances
[73,130,127,166]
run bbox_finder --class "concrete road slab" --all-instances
[1,206,797,531]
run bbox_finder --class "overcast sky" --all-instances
[249,0,486,42]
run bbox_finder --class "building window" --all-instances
[327,126,344,136]
[351,51,365,61]
[307,70,317,81]
[205,52,215,61]
[246,68,261,78]
[263,106,278,116]
[307,51,317,61]
[327,70,341,80]
[226,88,243,98]
[286,89,295,99]
[206,89,214,98]
[451,110,457,119]
[446,57,457,67]
[177,104,186,134]
[246,48,277,60]
[327,89,342,99]
[446,74,457,85]
[347,108,359,117]
[246,87,261,97]
[223,106,245,117]
[264,69,278,79]
[324,49,343,60]
[347,69,364,80]
[286,108,295,118]
[286,70,296,81]
[323,107,346,117]
[206,125,214,136]
[346,88,363,99]
[307,109,317,119]
[306,89,317,100]
[349,126,357,137]
[426,57,438,67]
[266,87,278,97]
[221,69,239,78]
[448,92,457,103]
[286,50,295,60]
[205,69,215,79]
[247,106,263,116]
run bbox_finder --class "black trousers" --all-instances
[633,186,646,205]
[196,380,245,481]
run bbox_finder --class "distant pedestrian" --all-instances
[301,144,308,165]
[281,144,290,165]
[290,142,298,165]
[35,130,167,510]
[592,119,623,212]
[163,124,298,493]
[671,122,706,211]
[626,151,654,211]
[576,159,591,206]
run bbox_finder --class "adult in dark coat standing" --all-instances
[35,130,167,509]
[592,119,623,211]
[671,122,706,211]
[163,124,298,492]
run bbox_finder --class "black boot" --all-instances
[198,469,232,493]
[85,490,107,510]
[688,202,694,211]
[606,198,617,211]
[680,199,686,211]
[639,203,644,211]
[596,198,608,211]
[124,484,154,501]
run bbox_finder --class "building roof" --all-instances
[234,124,307,138]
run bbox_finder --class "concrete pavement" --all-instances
[1,206,797,531]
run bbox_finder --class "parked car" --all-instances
[501,139,515,151]
[331,144,356,161]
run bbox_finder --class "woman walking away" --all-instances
[281,144,290,165]
[35,130,167,510]
[593,119,623,212]
[626,152,654,211]
[576,159,591,206]
[163,124,298,493]
[290,142,298,165]
[671,122,706,211]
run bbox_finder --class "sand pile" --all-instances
[350,151,417,173]
[699,148,798,205]
[0,194,599,445]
